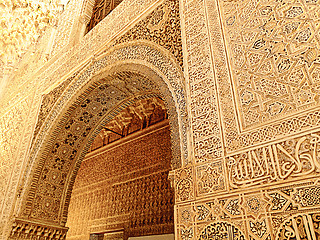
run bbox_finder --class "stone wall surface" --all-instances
[1,0,320,239]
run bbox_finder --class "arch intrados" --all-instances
[58,69,178,225]
[62,62,184,166]
[61,93,168,225]
[28,42,188,175]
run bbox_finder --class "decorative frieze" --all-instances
[9,219,68,240]
[227,132,320,189]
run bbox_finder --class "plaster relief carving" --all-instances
[205,0,320,154]
[86,0,124,32]
[9,219,68,240]
[276,213,320,240]
[3,0,320,238]
[114,0,183,69]
[17,38,187,239]
[198,222,246,240]
[227,133,320,189]
[23,71,164,224]
[196,160,226,196]
[220,0,320,129]
[174,167,194,203]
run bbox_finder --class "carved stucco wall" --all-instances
[0,0,185,239]
[66,120,174,240]
[1,0,320,239]
[173,0,320,239]
[0,2,90,232]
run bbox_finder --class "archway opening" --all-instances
[65,97,175,240]
[11,45,187,239]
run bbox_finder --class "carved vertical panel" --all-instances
[174,166,194,203]
[0,93,39,238]
[51,0,85,55]
[180,0,223,164]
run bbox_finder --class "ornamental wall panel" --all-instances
[2,0,320,239]
[175,0,320,239]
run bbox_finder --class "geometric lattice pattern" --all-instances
[221,0,320,128]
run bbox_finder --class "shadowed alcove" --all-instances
[66,97,175,240]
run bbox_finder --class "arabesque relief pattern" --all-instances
[23,72,162,224]
[174,0,320,239]
[89,98,167,150]
[51,0,83,55]
[276,213,320,240]
[28,0,187,171]
[221,0,320,129]
[9,219,68,240]
[2,0,320,239]
[176,180,320,240]
[210,0,320,153]
[0,96,33,234]
[114,0,183,68]
[10,1,188,236]
[0,0,163,114]
[31,73,79,146]
[86,0,124,32]
[181,0,223,163]
[0,0,187,239]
